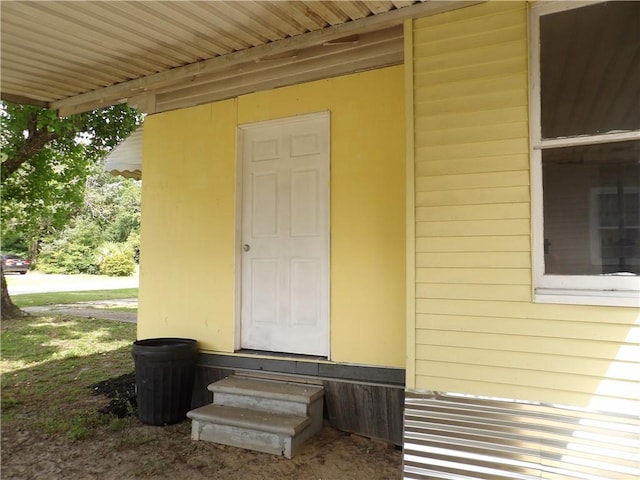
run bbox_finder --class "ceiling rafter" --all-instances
[1,1,483,115]
[48,1,478,116]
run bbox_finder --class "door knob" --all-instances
[243,244,250,252]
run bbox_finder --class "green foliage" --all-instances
[97,241,136,277]
[84,170,141,242]
[0,101,142,263]
[0,231,29,258]
[126,231,141,263]
[25,167,141,275]
[37,218,104,274]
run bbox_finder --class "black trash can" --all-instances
[132,338,199,426]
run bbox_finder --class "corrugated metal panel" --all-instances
[403,392,640,480]
[2,1,484,114]
[0,0,430,108]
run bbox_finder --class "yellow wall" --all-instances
[139,66,406,368]
[139,100,238,351]
[409,1,639,412]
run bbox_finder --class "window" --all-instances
[531,2,640,306]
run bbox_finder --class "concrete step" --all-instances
[188,404,310,458]
[188,375,325,458]
[208,376,324,416]
[188,404,311,436]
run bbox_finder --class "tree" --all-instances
[37,168,141,275]
[1,101,142,319]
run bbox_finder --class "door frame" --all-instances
[234,111,331,357]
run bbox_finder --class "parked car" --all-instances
[1,253,31,274]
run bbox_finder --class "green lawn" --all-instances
[1,314,136,439]
[12,288,138,307]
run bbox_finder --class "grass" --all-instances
[11,288,138,307]
[104,306,138,312]
[1,314,136,439]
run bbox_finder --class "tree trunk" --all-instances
[1,273,29,320]
[1,125,58,179]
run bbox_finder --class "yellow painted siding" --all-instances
[139,67,406,368]
[139,100,238,351]
[410,2,639,412]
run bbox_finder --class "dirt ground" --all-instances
[1,373,402,480]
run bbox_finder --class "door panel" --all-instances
[291,170,319,236]
[250,259,279,325]
[251,173,278,236]
[240,113,329,356]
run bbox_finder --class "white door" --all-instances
[239,112,329,356]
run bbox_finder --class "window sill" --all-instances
[535,289,640,307]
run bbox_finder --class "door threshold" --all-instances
[236,349,327,362]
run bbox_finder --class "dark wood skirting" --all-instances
[191,353,405,445]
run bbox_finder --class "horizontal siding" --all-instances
[415,367,639,411]
[417,314,639,342]
[415,234,531,251]
[415,137,529,159]
[416,283,531,302]
[416,185,530,206]
[416,170,530,191]
[416,251,531,268]
[415,119,528,147]
[415,152,530,176]
[416,219,530,237]
[415,346,638,381]
[414,331,634,364]
[410,1,639,412]
[411,376,635,413]
[416,106,528,132]
[416,298,638,324]
[417,267,531,285]
[412,1,526,36]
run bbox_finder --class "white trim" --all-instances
[529,2,542,147]
[531,149,546,288]
[536,131,640,149]
[535,290,640,308]
[537,274,640,291]
[234,105,243,352]
[404,18,417,391]
[531,1,604,16]
[235,111,332,358]
[529,1,640,306]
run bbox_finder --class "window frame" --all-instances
[530,1,640,307]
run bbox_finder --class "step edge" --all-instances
[208,378,324,404]
[188,404,312,436]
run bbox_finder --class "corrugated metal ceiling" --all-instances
[0,1,476,115]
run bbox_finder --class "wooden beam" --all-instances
[127,92,157,115]
[52,1,481,115]
[155,39,403,113]
[1,93,49,108]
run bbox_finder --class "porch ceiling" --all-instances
[0,1,476,115]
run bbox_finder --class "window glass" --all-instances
[543,141,640,275]
[540,2,640,139]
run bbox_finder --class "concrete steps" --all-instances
[187,375,324,458]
